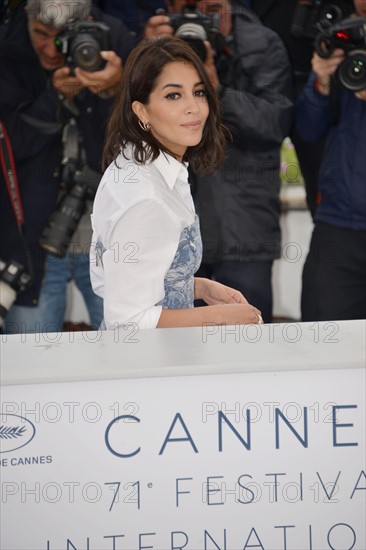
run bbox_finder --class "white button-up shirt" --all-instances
[90,146,199,330]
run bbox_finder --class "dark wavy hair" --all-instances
[103,36,227,174]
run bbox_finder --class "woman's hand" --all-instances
[216,303,263,325]
[195,277,248,305]
[194,278,264,324]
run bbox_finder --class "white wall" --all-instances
[273,208,313,321]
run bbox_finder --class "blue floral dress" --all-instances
[156,215,202,309]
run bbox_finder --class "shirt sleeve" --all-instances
[101,199,182,330]
[295,72,333,142]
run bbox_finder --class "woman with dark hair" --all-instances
[90,36,262,329]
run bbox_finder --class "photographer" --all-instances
[145,0,293,323]
[0,0,135,333]
[296,0,366,321]
[232,0,330,218]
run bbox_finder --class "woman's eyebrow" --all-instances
[162,83,183,89]
[162,81,204,90]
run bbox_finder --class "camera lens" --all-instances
[321,5,343,24]
[175,23,207,61]
[338,50,366,91]
[70,35,103,72]
[39,183,88,257]
[318,0,353,26]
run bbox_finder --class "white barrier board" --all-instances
[0,322,365,550]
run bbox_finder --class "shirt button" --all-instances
[87,107,93,113]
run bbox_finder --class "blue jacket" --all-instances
[296,73,366,231]
[0,3,135,306]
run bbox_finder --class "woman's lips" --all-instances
[181,121,202,130]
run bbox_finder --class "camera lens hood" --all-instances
[175,22,208,42]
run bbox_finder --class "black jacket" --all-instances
[0,3,135,305]
[194,8,293,264]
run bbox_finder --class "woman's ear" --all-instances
[132,101,148,124]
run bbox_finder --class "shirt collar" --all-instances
[153,150,188,190]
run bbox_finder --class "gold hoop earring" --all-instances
[138,120,151,132]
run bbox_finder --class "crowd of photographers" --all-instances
[0,0,365,333]
[0,0,135,333]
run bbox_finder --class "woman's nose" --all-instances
[185,97,200,114]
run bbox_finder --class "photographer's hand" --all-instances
[74,51,123,97]
[355,88,366,102]
[52,67,83,101]
[144,14,173,38]
[312,49,345,95]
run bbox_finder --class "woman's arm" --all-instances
[157,302,261,328]
[94,196,261,329]
[157,277,261,327]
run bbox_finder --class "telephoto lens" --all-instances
[39,166,101,257]
[39,182,89,257]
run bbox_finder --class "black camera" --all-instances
[55,20,111,72]
[158,1,220,61]
[315,17,366,90]
[291,0,354,40]
[39,165,101,258]
[0,259,32,327]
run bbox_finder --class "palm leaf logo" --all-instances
[0,425,27,440]
[0,414,35,453]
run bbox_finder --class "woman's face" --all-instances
[133,61,209,161]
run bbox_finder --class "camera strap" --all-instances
[0,121,25,227]
[0,120,34,279]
